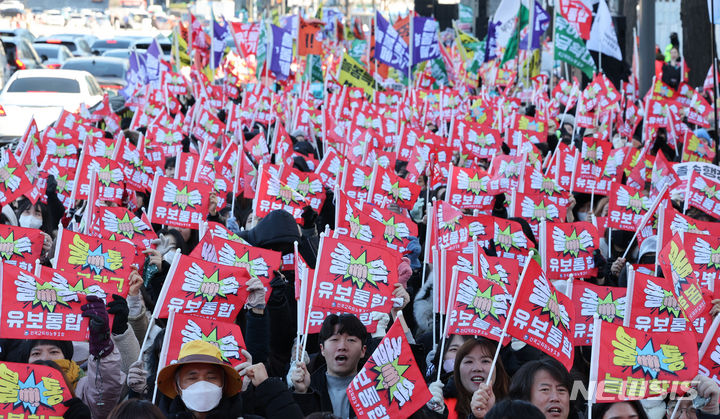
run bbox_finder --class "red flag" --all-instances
[545,221,599,280]
[493,217,534,264]
[684,232,720,291]
[311,235,401,315]
[0,263,120,341]
[153,254,250,320]
[347,319,432,419]
[75,157,126,204]
[626,269,702,335]
[447,270,512,341]
[572,281,627,346]
[513,192,567,237]
[148,175,211,229]
[686,170,720,219]
[573,137,613,194]
[93,206,157,250]
[0,147,33,205]
[559,0,592,39]
[699,315,720,385]
[191,234,282,303]
[298,16,324,56]
[253,164,308,221]
[506,259,575,370]
[370,168,420,210]
[315,146,343,189]
[589,321,698,402]
[159,311,247,369]
[336,191,388,244]
[0,224,44,272]
[607,183,649,231]
[230,22,260,57]
[658,234,709,322]
[0,362,73,416]
[445,165,495,210]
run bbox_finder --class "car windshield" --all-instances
[62,60,125,78]
[33,45,60,58]
[7,77,81,93]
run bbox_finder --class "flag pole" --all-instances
[486,250,535,382]
[435,266,459,383]
[621,183,669,260]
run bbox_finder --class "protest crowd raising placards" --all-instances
[5,0,720,418]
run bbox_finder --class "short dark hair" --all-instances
[108,399,165,419]
[318,314,368,346]
[508,358,573,401]
[592,401,649,419]
[485,399,546,419]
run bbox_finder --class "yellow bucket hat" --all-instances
[156,340,243,399]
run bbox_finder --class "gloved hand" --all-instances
[46,175,57,196]
[426,381,445,413]
[153,234,174,256]
[398,257,412,287]
[226,217,241,235]
[246,277,266,310]
[106,294,129,335]
[81,295,114,358]
[127,360,148,394]
[371,312,390,338]
[62,397,91,419]
[268,270,287,306]
[300,205,318,230]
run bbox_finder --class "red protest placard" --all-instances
[572,281,627,346]
[153,254,249,321]
[347,320,432,419]
[0,263,119,341]
[684,232,720,291]
[445,165,494,211]
[311,236,400,315]
[54,229,136,295]
[448,271,511,342]
[590,322,698,402]
[699,316,720,386]
[0,361,73,417]
[148,175,210,229]
[658,234,708,322]
[607,183,649,231]
[0,224,44,272]
[506,260,575,370]
[545,221,598,280]
[159,312,247,369]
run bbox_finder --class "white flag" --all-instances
[491,0,521,53]
[587,0,622,61]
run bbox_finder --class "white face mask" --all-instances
[163,250,177,264]
[19,214,42,229]
[442,358,454,373]
[577,212,589,222]
[180,380,223,412]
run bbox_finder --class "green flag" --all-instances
[348,39,367,64]
[255,21,268,80]
[458,4,473,26]
[554,13,596,78]
[304,54,324,83]
[501,3,529,65]
[429,57,449,88]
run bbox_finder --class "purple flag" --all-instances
[412,17,440,64]
[212,16,229,69]
[519,0,550,50]
[270,24,293,80]
[484,20,499,62]
[146,38,162,83]
[374,11,409,73]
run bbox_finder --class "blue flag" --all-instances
[411,17,440,64]
[269,24,293,80]
[374,11,409,74]
[519,0,550,50]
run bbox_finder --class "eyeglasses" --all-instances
[666,405,698,418]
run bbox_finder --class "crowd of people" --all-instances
[4,9,720,419]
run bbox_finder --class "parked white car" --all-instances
[0,69,104,141]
